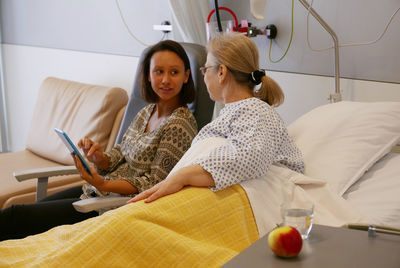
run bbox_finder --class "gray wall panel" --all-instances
[218,0,400,83]
[1,0,399,83]
[1,0,172,56]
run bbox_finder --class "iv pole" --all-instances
[297,0,341,102]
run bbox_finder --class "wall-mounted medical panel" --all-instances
[1,0,399,83]
[218,0,400,83]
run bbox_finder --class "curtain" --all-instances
[169,0,225,119]
[0,22,9,153]
[169,0,210,45]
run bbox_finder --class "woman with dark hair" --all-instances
[0,40,198,241]
[140,40,196,104]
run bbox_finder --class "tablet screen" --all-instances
[54,128,92,175]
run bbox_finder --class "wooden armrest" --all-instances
[73,196,131,213]
[13,166,78,182]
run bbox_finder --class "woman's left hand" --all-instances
[72,153,105,188]
[127,165,215,204]
[127,173,185,204]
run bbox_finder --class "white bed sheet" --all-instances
[240,164,370,237]
[343,153,400,228]
[170,137,370,237]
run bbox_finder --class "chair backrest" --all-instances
[115,42,214,144]
[26,77,128,165]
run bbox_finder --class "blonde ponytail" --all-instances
[208,33,285,106]
[254,75,284,107]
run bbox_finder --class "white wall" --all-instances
[272,72,400,124]
[2,44,139,152]
[3,44,400,152]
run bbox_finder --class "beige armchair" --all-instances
[0,77,128,209]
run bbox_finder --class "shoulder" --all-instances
[131,104,153,122]
[243,97,271,112]
[231,98,286,131]
[126,104,152,130]
[139,104,155,116]
[226,98,274,119]
[168,106,198,130]
[172,106,196,120]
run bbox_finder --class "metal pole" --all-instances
[298,0,341,102]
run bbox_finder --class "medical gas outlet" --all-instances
[247,24,277,39]
[266,24,277,39]
[153,20,172,33]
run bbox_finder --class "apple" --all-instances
[267,226,303,258]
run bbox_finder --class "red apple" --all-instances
[267,226,303,258]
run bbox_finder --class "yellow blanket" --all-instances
[0,185,258,267]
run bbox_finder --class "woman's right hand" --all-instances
[78,136,109,170]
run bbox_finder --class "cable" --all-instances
[306,0,400,51]
[268,0,294,63]
[115,0,166,47]
[206,7,239,29]
[214,0,223,32]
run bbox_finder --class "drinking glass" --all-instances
[281,201,314,240]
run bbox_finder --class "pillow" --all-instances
[343,153,400,228]
[26,77,128,165]
[287,101,400,196]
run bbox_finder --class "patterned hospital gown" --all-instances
[191,97,304,191]
[81,104,198,198]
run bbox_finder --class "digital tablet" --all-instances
[54,128,92,175]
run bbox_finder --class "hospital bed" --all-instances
[0,48,399,267]
[1,89,398,267]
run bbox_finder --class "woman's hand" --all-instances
[127,165,215,203]
[78,136,108,170]
[72,153,105,189]
[127,174,185,204]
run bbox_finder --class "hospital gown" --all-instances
[192,97,304,191]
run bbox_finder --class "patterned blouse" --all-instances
[191,97,304,191]
[81,104,198,198]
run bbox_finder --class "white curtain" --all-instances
[169,0,210,45]
[0,63,9,153]
[0,22,9,153]
[169,0,225,119]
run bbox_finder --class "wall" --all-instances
[218,0,400,83]
[1,0,400,152]
[1,0,172,56]
[2,44,138,152]
[3,0,400,83]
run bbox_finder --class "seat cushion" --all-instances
[26,77,128,165]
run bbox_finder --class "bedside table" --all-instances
[222,224,400,267]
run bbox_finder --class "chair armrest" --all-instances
[13,166,78,182]
[73,196,131,213]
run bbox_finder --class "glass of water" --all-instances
[280,201,314,240]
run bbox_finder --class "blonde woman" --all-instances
[130,33,304,204]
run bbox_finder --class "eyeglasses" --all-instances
[199,66,214,76]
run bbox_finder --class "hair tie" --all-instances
[250,69,266,85]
